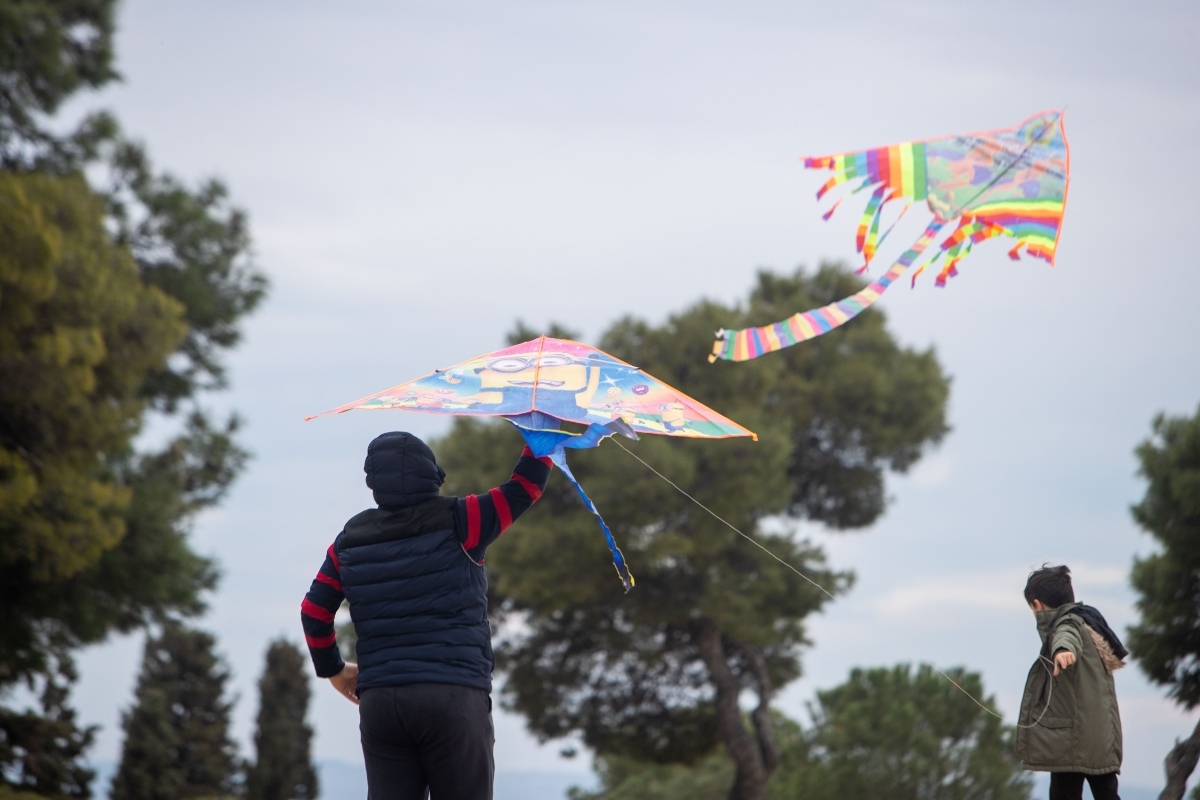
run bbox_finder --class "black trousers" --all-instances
[359,683,495,800]
[1048,771,1120,800]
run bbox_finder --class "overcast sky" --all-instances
[60,0,1200,790]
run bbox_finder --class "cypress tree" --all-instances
[110,623,239,800]
[245,640,318,800]
[0,657,95,798]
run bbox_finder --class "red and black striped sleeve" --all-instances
[456,446,553,563]
[300,538,346,678]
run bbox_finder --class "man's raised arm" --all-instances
[456,445,553,562]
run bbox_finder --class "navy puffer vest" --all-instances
[337,433,492,692]
[337,499,492,692]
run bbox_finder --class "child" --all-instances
[1016,565,1127,800]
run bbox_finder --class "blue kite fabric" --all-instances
[509,411,637,591]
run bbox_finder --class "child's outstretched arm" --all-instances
[1050,618,1084,675]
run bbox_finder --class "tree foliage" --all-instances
[1,171,182,682]
[0,0,119,166]
[0,658,95,798]
[110,623,240,800]
[568,715,803,800]
[0,171,183,584]
[0,0,264,697]
[1127,406,1200,800]
[245,640,318,800]
[434,266,950,799]
[1128,406,1200,708]
[779,665,1029,800]
[0,3,264,797]
[576,666,1030,800]
[0,170,250,688]
[571,749,736,800]
[105,140,267,404]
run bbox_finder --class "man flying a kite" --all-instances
[300,432,552,800]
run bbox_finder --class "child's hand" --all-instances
[1052,651,1076,676]
[330,662,360,705]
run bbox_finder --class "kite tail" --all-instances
[708,220,946,362]
[855,185,890,268]
[931,217,1009,287]
[548,451,635,593]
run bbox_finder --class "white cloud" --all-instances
[876,563,1128,616]
[876,568,1025,616]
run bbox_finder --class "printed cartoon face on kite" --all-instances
[469,352,602,420]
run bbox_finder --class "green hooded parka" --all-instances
[1014,602,1122,774]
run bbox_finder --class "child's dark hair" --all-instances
[1024,564,1075,608]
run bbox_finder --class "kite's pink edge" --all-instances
[1052,108,1071,267]
[306,401,759,442]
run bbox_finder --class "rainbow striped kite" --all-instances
[710,111,1070,362]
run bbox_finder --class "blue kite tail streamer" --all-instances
[548,451,635,593]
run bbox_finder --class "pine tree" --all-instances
[778,665,1030,800]
[438,269,950,800]
[245,640,318,800]
[110,623,239,800]
[1127,405,1200,800]
[576,666,1031,800]
[0,0,118,166]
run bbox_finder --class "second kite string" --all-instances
[611,438,1054,729]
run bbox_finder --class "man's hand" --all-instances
[1053,650,1076,676]
[330,663,360,705]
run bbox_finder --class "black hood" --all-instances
[1067,604,1129,661]
[364,432,446,509]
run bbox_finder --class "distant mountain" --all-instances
[87,759,592,799]
[317,760,594,800]
[316,759,367,799]
[90,758,1165,800]
[495,771,597,800]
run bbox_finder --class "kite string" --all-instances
[931,656,1055,729]
[612,439,835,600]
[612,439,1057,728]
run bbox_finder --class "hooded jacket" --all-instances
[301,433,552,693]
[1015,602,1124,774]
